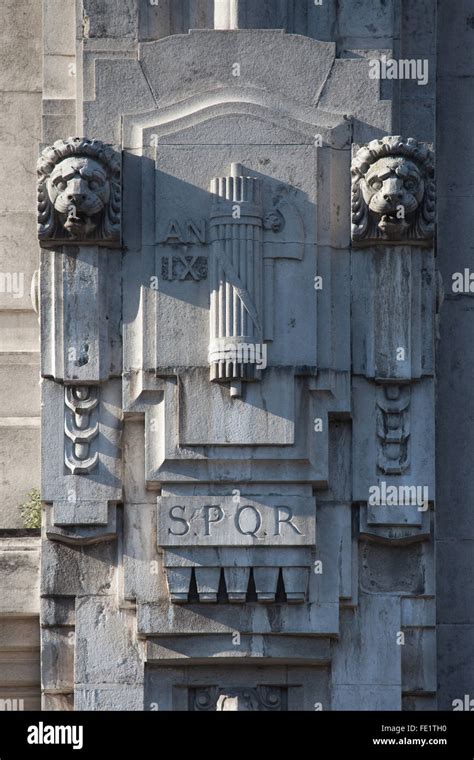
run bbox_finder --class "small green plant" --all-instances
[19,488,41,529]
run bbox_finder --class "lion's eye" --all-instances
[404,179,417,191]
[89,180,100,191]
[369,178,382,191]
[55,179,67,192]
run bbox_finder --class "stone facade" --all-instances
[0,0,471,713]
[0,0,43,712]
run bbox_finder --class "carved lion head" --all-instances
[37,137,121,245]
[351,136,435,245]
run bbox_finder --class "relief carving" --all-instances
[351,136,435,245]
[161,254,208,281]
[209,163,265,396]
[190,686,287,711]
[37,137,121,245]
[64,385,99,474]
[376,384,410,475]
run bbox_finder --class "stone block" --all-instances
[43,55,76,99]
[41,537,116,597]
[42,692,74,710]
[41,627,74,691]
[318,59,392,137]
[437,625,474,710]
[0,354,40,416]
[83,0,139,38]
[0,650,40,687]
[437,540,474,624]
[123,422,155,505]
[331,594,401,687]
[0,425,40,528]
[75,683,143,710]
[0,92,42,216]
[139,31,335,109]
[360,541,426,595]
[0,216,40,311]
[146,634,331,664]
[0,312,39,353]
[0,617,39,649]
[337,0,394,43]
[41,596,75,627]
[331,685,401,711]
[83,59,156,144]
[437,76,474,197]
[123,503,162,603]
[43,0,76,55]
[438,0,474,76]
[0,0,42,92]
[401,628,436,694]
[75,597,143,685]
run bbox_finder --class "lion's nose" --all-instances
[383,191,403,202]
[67,192,86,202]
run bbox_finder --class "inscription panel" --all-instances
[158,496,316,547]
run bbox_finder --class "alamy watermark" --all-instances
[452,269,474,293]
[368,481,429,511]
[369,55,429,86]
[452,695,474,711]
[27,722,83,750]
[0,698,24,711]
[0,271,24,299]
[223,343,267,370]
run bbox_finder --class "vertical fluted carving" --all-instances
[209,163,264,396]
[214,0,240,29]
[64,385,99,474]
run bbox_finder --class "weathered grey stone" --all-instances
[158,495,316,547]
[0,0,42,92]
[331,593,401,707]
[42,692,74,710]
[41,536,116,597]
[43,0,76,56]
[351,137,435,246]
[82,0,139,39]
[402,628,436,695]
[437,625,474,711]
[41,626,75,691]
[75,597,143,687]
[31,0,444,713]
[146,634,331,663]
[0,537,40,615]
[139,31,335,109]
[145,662,329,711]
[37,138,121,246]
[75,684,143,711]
[0,426,40,528]
[41,596,75,627]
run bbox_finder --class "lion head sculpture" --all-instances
[37,137,121,245]
[351,136,435,246]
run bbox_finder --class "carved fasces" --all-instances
[37,137,121,246]
[209,163,265,395]
[351,136,435,246]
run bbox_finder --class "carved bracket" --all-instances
[64,385,99,474]
[376,384,410,475]
[351,136,435,246]
[37,137,121,247]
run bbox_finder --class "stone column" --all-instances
[37,137,126,709]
